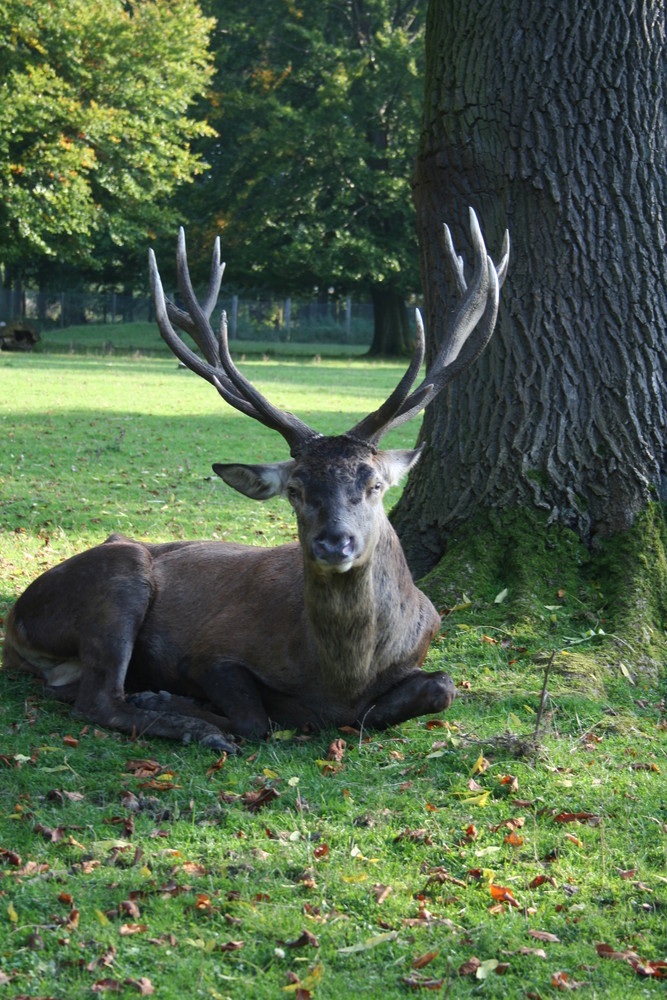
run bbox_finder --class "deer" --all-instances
[2,210,508,753]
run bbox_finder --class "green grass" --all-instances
[1,349,666,999]
[32,321,370,358]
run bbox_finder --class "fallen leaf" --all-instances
[517,946,547,959]
[528,929,560,943]
[471,754,491,775]
[325,738,346,762]
[553,811,599,824]
[411,949,439,970]
[218,940,244,952]
[119,924,147,936]
[393,829,433,845]
[125,759,161,777]
[476,959,499,979]
[282,962,324,992]
[458,956,481,976]
[372,884,393,905]
[206,755,227,777]
[504,831,524,846]
[241,786,281,812]
[551,970,585,990]
[401,973,445,990]
[338,931,398,954]
[489,885,520,907]
[286,929,319,950]
[125,977,155,996]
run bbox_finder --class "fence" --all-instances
[0,287,376,346]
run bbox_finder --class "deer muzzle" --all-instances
[311,530,357,571]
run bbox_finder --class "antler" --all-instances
[348,208,510,444]
[149,209,508,455]
[149,229,318,455]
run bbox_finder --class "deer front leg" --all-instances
[357,670,456,730]
[68,586,237,751]
[129,659,271,741]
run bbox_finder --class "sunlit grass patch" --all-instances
[1,349,665,998]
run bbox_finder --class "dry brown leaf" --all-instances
[401,972,445,989]
[326,738,347,763]
[286,929,320,950]
[241,786,281,811]
[528,875,558,889]
[553,811,599,824]
[458,956,481,976]
[517,946,547,959]
[393,828,433,845]
[528,929,560,943]
[551,970,585,990]
[125,759,161,777]
[125,977,155,996]
[489,885,520,907]
[119,924,147,936]
[217,940,244,952]
[411,949,439,970]
[372,884,393,905]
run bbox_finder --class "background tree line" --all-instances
[0,0,424,354]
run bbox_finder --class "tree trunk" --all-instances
[394,0,667,578]
[367,286,412,356]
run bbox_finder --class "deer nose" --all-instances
[312,530,356,566]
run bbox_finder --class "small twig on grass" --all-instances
[533,650,555,743]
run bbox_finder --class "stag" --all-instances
[3,211,508,751]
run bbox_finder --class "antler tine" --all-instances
[149,237,317,453]
[173,227,225,365]
[349,208,508,445]
[149,248,260,416]
[211,303,316,452]
[165,233,226,365]
[496,229,510,289]
[346,308,427,443]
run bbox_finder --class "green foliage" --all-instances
[1,352,666,997]
[0,0,215,281]
[183,0,423,296]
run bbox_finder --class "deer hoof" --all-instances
[200,731,238,753]
[127,690,171,710]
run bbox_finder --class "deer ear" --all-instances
[378,446,424,486]
[213,461,294,501]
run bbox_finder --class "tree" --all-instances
[0,0,215,288]
[393,1,667,632]
[189,0,424,354]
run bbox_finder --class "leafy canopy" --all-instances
[0,0,215,275]
[189,0,424,295]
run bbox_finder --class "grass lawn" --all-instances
[0,344,665,999]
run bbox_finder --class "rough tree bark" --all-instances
[395,0,667,578]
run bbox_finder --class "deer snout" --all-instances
[311,529,357,569]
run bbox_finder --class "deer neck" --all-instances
[302,526,413,696]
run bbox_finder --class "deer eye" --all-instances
[369,481,384,496]
[286,485,302,504]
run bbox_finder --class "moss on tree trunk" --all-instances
[417,504,667,680]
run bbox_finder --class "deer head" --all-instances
[148,211,509,575]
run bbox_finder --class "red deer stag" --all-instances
[3,210,509,751]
